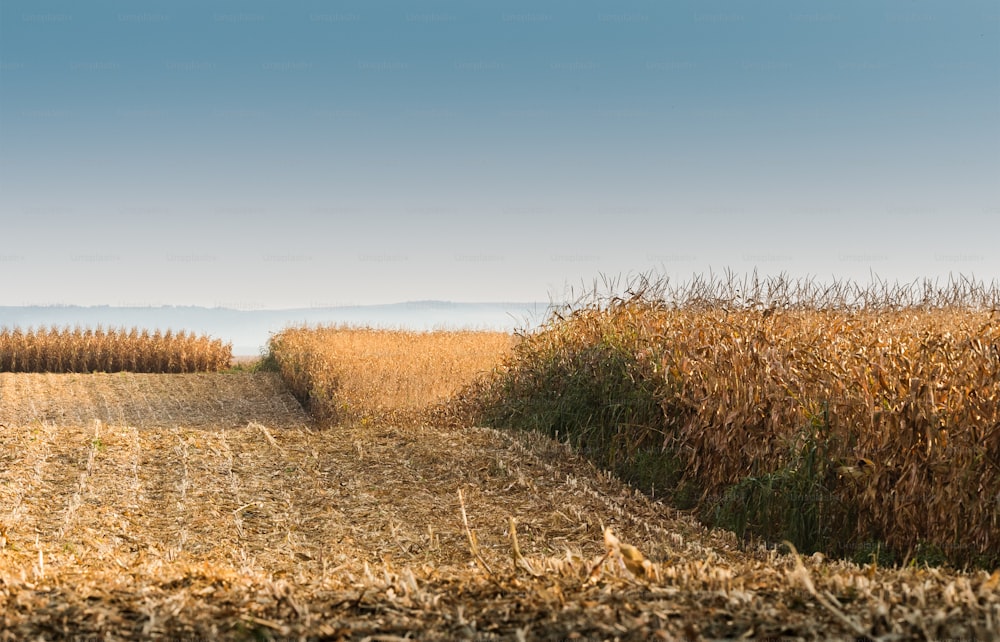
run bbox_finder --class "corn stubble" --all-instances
[0,326,232,373]
[460,273,1000,566]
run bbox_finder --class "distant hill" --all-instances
[0,302,549,356]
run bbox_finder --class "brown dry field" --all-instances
[0,372,998,640]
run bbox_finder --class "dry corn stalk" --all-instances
[603,527,653,579]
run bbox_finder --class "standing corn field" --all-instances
[0,326,232,373]
[459,273,1000,566]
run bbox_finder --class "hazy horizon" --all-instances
[0,300,553,355]
[2,1,998,308]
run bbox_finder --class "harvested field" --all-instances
[0,373,301,429]
[0,367,997,638]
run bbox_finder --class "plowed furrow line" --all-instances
[164,429,245,558]
[0,375,59,425]
[131,427,188,561]
[217,425,347,575]
[276,431,353,569]
[58,423,147,560]
[0,374,31,425]
[220,425,306,571]
[81,378,115,426]
[0,421,60,538]
[7,423,94,545]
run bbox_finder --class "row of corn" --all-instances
[0,326,232,373]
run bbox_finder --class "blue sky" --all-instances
[2,1,998,308]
